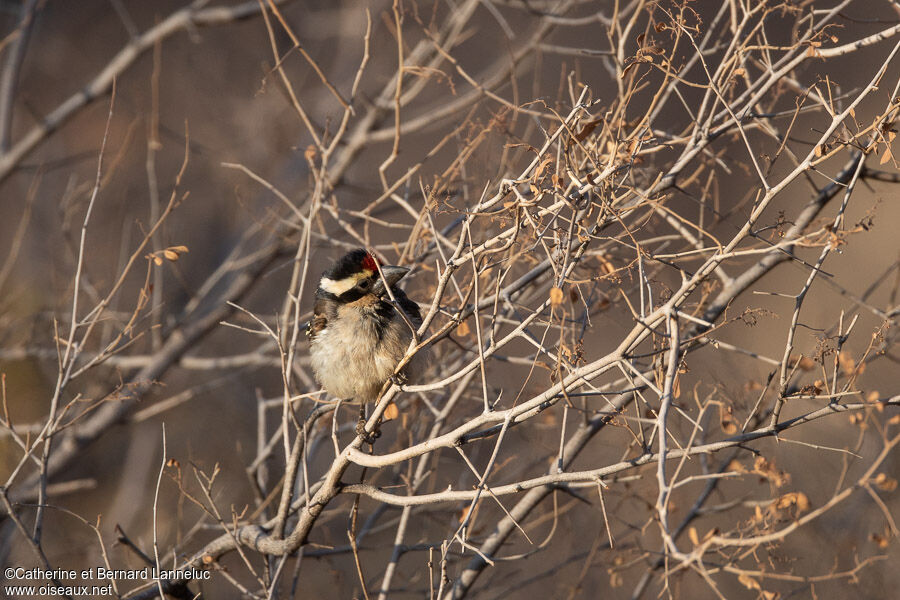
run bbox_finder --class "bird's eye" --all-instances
[358,279,371,290]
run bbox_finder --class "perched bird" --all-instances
[307,249,424,408]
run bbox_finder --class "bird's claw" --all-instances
[356,406,381,444]
[390,371,408,387]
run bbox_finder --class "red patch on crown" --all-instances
[361,253,380,272]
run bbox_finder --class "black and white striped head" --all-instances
[317,249,409,303]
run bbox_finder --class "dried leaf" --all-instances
[550,287,564,307]
[533,156,554,180]
[753,457,789,488]
[551,173,562,189]
[456,321,471,337]
[719,404,738,435]
[789,355,815,371]
[626,138,640,155]
[770,491,810,516]
[874,473,898,492]
[880,145,892,165]
[598,255,616,275]
[574,118,601,142]
[738,573,761,590]
[838,352,856,376]
[609,572,623,588]
[163,249,179,261]
[153,256,163,266]
[726,459,746,473]
[688,527,699,546]
[383,401,399,422]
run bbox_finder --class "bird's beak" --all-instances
[372,265,409,296]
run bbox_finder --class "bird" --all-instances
[307,248,425,414]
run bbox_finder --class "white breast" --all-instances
[309,304,413,403]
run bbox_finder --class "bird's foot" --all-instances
[390,371,408,388]
[356,405,381,444]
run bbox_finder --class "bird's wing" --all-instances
[307,296,333,340]
[394,288,423,328]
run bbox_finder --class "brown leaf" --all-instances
[770,491,810,517]
[574,119,602,142]
[383,401,399,422]
[163,249,179,261]
[838,352,856,376]
[726,459,746,473]
[550,287,564,306]
[738,573,761,590]
[551,173,562,189]
[753,457,789,488]
[533,156,554,180]
[456,321,471,337]
[871,532,890,549]
[598,255,616,275]
[874,473,898,492]
[880,145,892,165]
[688,527,699,546]
[789,355,815,371]
[719,404,738,435]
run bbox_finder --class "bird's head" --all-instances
[317,249,409,303]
